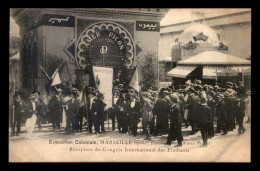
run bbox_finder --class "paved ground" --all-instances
[9,117,251,162]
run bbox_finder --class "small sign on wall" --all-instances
[136,21,160,32]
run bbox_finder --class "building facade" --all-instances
[159,9,251,82]
[11,8,168,94]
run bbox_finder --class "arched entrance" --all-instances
[76,21,135,84]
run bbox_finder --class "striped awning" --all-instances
[203,66,239,79]
[166,66,197,78]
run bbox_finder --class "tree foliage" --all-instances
[140,52,159,91]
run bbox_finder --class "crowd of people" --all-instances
[10,79,251,147]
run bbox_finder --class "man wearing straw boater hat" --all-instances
[25,92,39,138]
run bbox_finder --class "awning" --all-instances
[203,66,239,79]
[232,66,251,72]
[166,66,197,78]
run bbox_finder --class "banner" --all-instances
[93,66,113,108]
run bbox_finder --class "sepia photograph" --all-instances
[9,8,251,162]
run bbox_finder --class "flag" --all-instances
[128,68,140,93]
[51,61,72,86]
[51,66,61,86]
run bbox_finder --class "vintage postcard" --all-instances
[9,8,251,162]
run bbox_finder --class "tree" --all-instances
[140,52,159,91]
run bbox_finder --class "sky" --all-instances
[9,8,251,38]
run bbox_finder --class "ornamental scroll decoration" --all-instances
[76,21,135,69]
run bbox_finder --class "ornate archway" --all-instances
[76,21,135,70]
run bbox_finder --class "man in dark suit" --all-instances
[235,94,246,135]
[153,90,170,136]
[86,88,96,134]
[224,89,237,131]
[197,97,212,147]
[112,88,120,131]
[65,91,79,134]
[127,94,141,136]
[216,94,227,135]
[207,91,216,138]
[187,87,200,135]
[91,93,106,134]
[166,94,183,147]
[11,92,26,136]
[48,89,62,131]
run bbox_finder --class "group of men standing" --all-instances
[10,79,251,148]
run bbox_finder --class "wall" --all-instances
[38,25,76,92]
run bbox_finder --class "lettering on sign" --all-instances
[136,21,160,32]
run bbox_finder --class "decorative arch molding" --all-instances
[76,21,135,69]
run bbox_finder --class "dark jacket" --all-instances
[67,98,80,118]
[197,104,212,127]
[127,101,141,122]
[216,100,226,119]
[48,95,62,118]
[224,95,236,117]
[26,100,40,118]
[91,98,106,117]
[153,98,170,121]
[169,103,182,126]
[187,94,200,121]
[235,98,246,117]
[207,98,216,120]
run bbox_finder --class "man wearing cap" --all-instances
[166,94,183,147]
[48,89,62,131]
[153,89,170,136]
[25,93,40,138]
[216,94,227,135]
